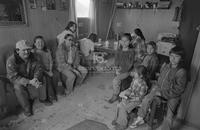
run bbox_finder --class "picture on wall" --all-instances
[46,0,56,10]
[29,0,37,9]
[0,0,28,26]
[60,0,69,10]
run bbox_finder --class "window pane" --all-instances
[76,0,90,17]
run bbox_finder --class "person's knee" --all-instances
[67,72,76,81]
[14,84,24,91]
[79,66,88,74]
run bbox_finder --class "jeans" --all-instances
[60,65,88,92]
[14,83,47,111]
[112,72,129,96]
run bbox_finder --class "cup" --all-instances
[98,38,102,44]
[114,41,118,50]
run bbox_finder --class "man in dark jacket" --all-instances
[6,40,52,117]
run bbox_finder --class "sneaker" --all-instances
[111,120,117,126]
[129,116,144,128]
[49,96,58,102]
[39,99,53,106]
[23,109,32,117]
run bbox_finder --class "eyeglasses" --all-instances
[67,39,73,42]
[21,49,31,53]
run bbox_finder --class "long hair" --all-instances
[87,33,98,42]
[169,46,186,68]
[33,35,48,52]
[134,28,145,41]
[134,65,151,89]
[65,21,77,33]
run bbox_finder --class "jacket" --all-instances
[6,52,42,86]
[157,64,187,100]
[114,49,135,73]
[56,43,80,71]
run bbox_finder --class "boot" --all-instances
[108,95,119,104]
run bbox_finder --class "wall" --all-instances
[97,0,114,40]
[112,0,181,41]
[179,0,200,69]
[178,0,200,128]
[182,26,200,129]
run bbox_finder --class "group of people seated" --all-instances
[5,20,187,130]
[6,21,97,117]
[109,32,187,130]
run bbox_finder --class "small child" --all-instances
[112,65,149,130]
[33,36,57,101]
[141,41,159,80]
[131,46,187,129]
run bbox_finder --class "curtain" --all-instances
[89,0,98,34]
[69,0,77,22]
[69,0,78,36]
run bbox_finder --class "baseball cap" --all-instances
[16,40,32,50]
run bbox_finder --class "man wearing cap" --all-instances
[6,40,52,116]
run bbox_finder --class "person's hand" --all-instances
[29,78,42,88]
[35,81,42,89]
[115,67,121,75]
[72,69,82,77]
[29,78,37,86]
[47,71,53,77]
[155,91,161,96]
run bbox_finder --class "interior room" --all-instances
[0,0,200,130]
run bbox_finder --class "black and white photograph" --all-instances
[0,0,27,25]
[60,0,69,10]
[0,0,200,130]
[29,0,37,9]
[46,0,56,10]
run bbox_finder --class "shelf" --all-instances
[116,0,171,10]
[117,7,170,9]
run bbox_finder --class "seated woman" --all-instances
[108,33,135,104]
[56,34,88,95]
[130,46,187,129]
[141,41,159,80]
[79,33,98,67]
[112,65,149,130]
[33,36,57,102]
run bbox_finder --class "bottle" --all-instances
[105,41,109,48]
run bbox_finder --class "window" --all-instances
[76,0,90,17]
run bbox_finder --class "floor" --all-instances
[0,58,198,130]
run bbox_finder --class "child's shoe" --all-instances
[129,116,144,128]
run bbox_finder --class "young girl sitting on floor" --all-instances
[112,65,149,130]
